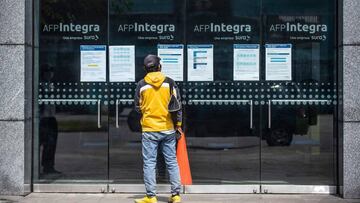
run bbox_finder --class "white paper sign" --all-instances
[157,44,184,81]
[187,44,214,81]
[109,45,135,82]
[80,45,107,82]
[233,44,260,81]
[265,44,292,81]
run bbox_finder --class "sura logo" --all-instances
[270,22,327,34]
[193,23,251,34]
[118,22,175,34]
[42,23,100,34]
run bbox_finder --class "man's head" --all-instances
[41,64,54,80]
[144,54,161,73]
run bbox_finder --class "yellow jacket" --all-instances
[134,72,182,132]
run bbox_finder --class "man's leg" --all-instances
[161,133,181,195]
[156,146,166,180]
[142,132,159,197]
[47,117,58,169]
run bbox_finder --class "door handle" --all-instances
[115,99,134,128]
[271,99,331,103]
[98,99,101,129]
[39,99,99,102]
[268,100,271,129]
[39,99,103,128]
[116,99,119,128]
[250,100,253,129]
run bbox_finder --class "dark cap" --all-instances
[144,54,161,69]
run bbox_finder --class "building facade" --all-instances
[0,0,359,198]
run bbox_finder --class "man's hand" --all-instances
[175,126,183,139]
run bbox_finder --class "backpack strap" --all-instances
[166,77,175,96]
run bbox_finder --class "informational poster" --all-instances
[109,45,135,82]
[80,45,106,82]
[233,44,260,81]
[157,44,184,81]
[187,44,214,81]
[265,44,292,81]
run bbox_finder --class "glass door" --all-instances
[259,0,337,193]
[107,0,186,192]
[182,0,261,193]
[34,0,110,192]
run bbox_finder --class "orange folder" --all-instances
[176,131,193,185]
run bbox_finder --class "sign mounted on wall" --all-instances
[233,44,260,81]
[265,44,292,81]
[80,45,107,82]
[158,44,184,81]
[109,45,136,82]
[187,44,214,81]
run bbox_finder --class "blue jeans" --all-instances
[142,131,181,197]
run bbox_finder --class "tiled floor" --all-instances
[1,194,360,203]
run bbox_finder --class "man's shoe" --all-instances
[134,196,157,203]
[168,194,181,203]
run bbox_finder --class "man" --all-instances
[134,54,182,203]
[40,64,60,174]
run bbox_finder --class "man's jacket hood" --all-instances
[144,72,166,88]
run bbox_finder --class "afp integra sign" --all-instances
[42,22,102,41]
[115,21,178,41]
[117,22,176,34]
[267,16,329,41]
[190,21,256,41]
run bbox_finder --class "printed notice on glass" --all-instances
[187,44,214,81]
[157,44,184,81]
[233,44,260,81]
[109,45,135,82]
[80,45,106,82]
[265,44,292,81]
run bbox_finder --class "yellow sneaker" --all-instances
[134,195,157,203]
[168,194,181,203]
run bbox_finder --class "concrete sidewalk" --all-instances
[1,194,360,203]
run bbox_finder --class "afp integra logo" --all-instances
[117,22,176,34]
[269,22,328,34]
[42,23,100,34]
[193,23,252,34]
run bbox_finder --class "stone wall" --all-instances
[0,0,32,195]
[341,0,360,199]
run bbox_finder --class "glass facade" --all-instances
[34,0,337,189]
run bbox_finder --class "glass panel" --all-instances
[185,88,259,184]
[108,0,185,183]
[33,0,338,189]
[185,0,261,184]
[34,0,109,183]
[261,0,336,185]
[35,102,108,182]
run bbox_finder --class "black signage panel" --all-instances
[40,0,108,82]
[186,0,259,43]
[40,0,107,42]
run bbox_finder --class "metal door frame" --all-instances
[33,184,336,194]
